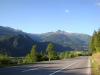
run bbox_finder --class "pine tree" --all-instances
[90,29,100,53]
[30,45,37,62]
[46,43,57,61]
[23,54,32,64]
[23,45,37,64]
[90,31,97,53]
[95,30,100,52]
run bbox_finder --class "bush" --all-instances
[59,51,80,59]
[0,54,21,66]
[0,54,13,65]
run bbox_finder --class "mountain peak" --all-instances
[56,30,67,34]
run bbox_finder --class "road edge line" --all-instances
[87,57,91,75]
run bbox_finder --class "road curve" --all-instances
[0,56,91,75]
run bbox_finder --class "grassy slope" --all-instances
[91,53,100,75]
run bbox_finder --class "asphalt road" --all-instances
[0,56,91,75]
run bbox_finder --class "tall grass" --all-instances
[91,53,100,75]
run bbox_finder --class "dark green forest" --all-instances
[90,29,100,53]
[90,29,100,75]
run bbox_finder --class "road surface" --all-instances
[0,56,91,75]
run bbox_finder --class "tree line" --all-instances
[23,43,59,64]
[0,43,59,65]
[90,29,100,53]
[0,43,89,66]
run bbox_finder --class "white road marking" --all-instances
[87,58,91,75]
[49,62,78,75]
[22,68,39,72]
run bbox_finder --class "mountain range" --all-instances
[0,26,91,57]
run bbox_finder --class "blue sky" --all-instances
[0,0,100,35]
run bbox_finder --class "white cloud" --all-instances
[65,9,69,13]
[96,2,100,6]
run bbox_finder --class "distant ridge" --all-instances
[0,26,91,56]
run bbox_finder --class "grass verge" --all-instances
[91,53,100,75]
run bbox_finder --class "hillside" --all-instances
[0,26,73,57]
[0,26,91,57]
[29,30,91,50]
